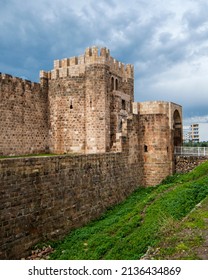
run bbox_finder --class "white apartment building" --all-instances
[183,123,208,143]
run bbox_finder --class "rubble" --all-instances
[24,245,54,260]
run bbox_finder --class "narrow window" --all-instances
[115,79,118,90]
[111,77,114,91]
[144,145,148,152]
[122,99,126,110]
[90,96,92,108]
[70,100,73,109]
[119,119,123,132]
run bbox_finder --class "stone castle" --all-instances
[0,47,183,259]
[0,46,182,186]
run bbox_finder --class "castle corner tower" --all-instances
[41,46,134,154]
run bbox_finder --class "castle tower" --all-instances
[84,47,110,153]
[40,46,134,154]
[134,101,183,186]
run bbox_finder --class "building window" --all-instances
[111,76,119,91]
[122,99,126,110]
[111,77,114,91]
[70,100,73,109]
[144,145,148,152]
[115,79,118,90]
[118,119,123,132]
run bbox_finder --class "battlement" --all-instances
[0,72,40,91]
[40,46,134,80]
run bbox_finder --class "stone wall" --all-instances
[44,47,134,155]
[0,152,143,259]
[85,64,110,153]
[0,47,184,259]
[140,113,172,186]
[131,101,183,186]
[0,74,49,156]
[175,156,208,173]
[48,75,86,153]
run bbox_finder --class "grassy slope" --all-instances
[49,161,208,260]
[144,195,208,260]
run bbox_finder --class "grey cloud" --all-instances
[159,32,173,44]
[0,0,208,122]
[183,4,208,30]
[0,1,97,80]
[182,3,208,49]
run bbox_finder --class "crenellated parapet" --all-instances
[0,72,41,91]
[40,46,134,80]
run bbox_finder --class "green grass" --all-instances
[150,195,208,260]
[0,153,56,159]
[48,161,208,260]
[0,153,78,159]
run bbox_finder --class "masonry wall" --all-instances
[0,153,143,259]
[175,156,208,173]
[85,64,110,153]
[138,102,173,186]
[48,75,86,153]
[0,74,49,156]
[135,101,183,186]
[140,114,172,186]
[0,47,183,259]
[42,46,134,154]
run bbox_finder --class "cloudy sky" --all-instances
[1,0,208,127]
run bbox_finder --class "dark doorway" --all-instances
[173,110,182,146]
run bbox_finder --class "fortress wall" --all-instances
[0,47,183,259]
[85,64,111,153]
[0,74,49,156]
[138,101,170,115]
[0,152,143,259]
[140,113,172,186]
[48,76,86,153]
[135,101,183,186]
[41,46,135,155]
[125,114,143,164]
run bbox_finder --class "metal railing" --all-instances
[174,146,208,156]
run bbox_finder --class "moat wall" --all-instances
[175,156,208,173]
[0,153,143,259]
